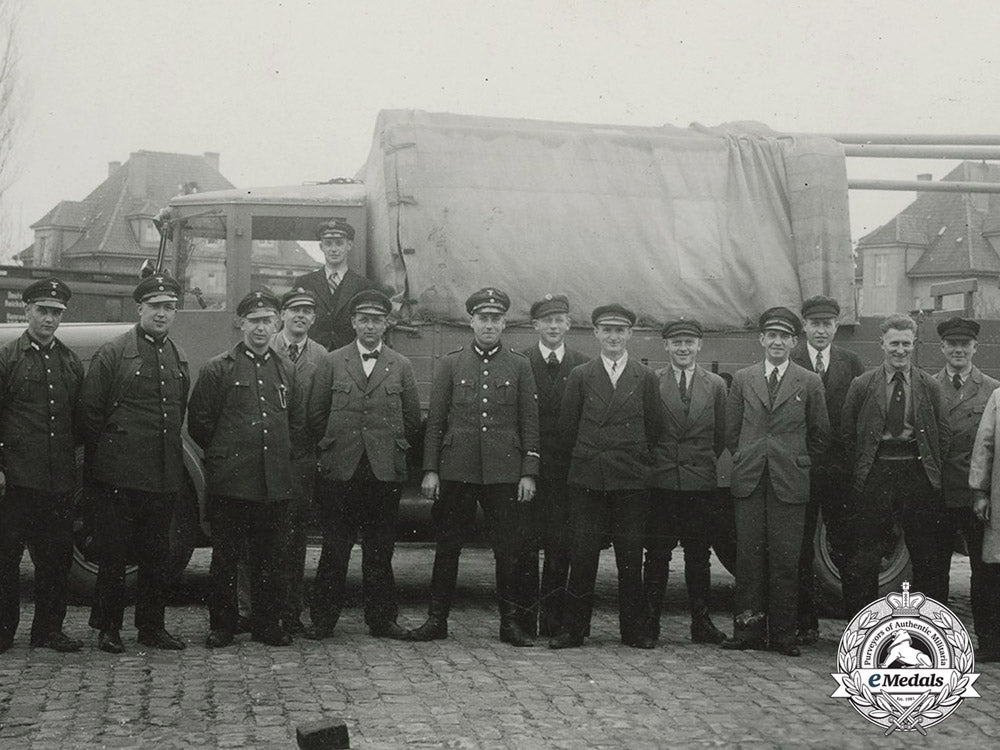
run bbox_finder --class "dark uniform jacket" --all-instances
[291,268,380,351]
[650,364,727,492]
[188,343,301,502]
[726,361,830,502]
[79,326,190,493]
[791,342,864,473]
[309,342,422,484]
[0,332,84,494]
[842,366,950,493]
[270,332,326,458]
[521,344,590,480]
[423,342,540,485]
[933,365,999,508]
[558,357,664,491]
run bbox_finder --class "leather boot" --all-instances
[411,548,458,642]
[499,602,535,647]
[690,599,727,644]
[496,559,534,647]
[410,597,449,641]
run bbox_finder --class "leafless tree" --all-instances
[0,0,19,256]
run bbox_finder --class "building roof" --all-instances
[30,200,95,230]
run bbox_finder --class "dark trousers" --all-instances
[276,456,316,623]
[796,467,853,627]
[644,489,720,635]
[943,507,1000,648]
[89,485,173,633]
[427,481,535,624]
[533,476,573,635]
[733,471,806,647]
[0,487,74,642]
[208,496,285,634]
[843,456,948,620]
[561,487,650,642]
[311,454,401,631]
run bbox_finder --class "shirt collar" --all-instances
[24,333,54,352]
[884,364,910,383]
[241,343,271,362]
[764,359,790,378]
[281,331,306,349]
[539,341,565,362]
[472,341,502,360]
[945,366,970,382]
[602,351,628,372]
[357,340,381,357]
[806,342,829,364]
[138,327,167,346]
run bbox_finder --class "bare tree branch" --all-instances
[0,0,21,257]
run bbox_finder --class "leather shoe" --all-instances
[409,616,448,642]
[622,635,656,650]
[98,630,124,654]
[370,622,411,640]
[281,617,305,635]
[691,617,728,645]
[31,631,84,652]
[303,624,337,641]
[548,632,584,650]
[721,637,766,651]
[234,615,252,635]
[206,629,234,648]
[796,628,819,646]
[499,622,535,647]
[252,627,293,647]
[137,629,186,650]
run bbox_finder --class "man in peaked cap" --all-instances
[410,287,542,647]
[0,278,85,653]
[80,272,189,653]
[550,303,664,650]
[789,295,863,645]
[305,289,420,641]
[188,290,303,648]
[292,218,381,351]
[721,307,829,657]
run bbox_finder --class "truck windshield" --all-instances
[175,214,227,310]
[249,215,323,297]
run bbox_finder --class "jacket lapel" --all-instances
[330,271,362,322]
[687,366,710,423]
[365,349,393,392]
[750,363,771,408]
[343,345,369,390]
[771,363,800,411]
[659,366,687,428]
[587,360,614,408]
[607,359,640,415]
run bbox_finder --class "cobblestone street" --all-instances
[1,547,997,749]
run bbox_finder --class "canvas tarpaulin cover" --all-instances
[361,110,853,330]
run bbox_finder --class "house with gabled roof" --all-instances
[856,161,1000,317]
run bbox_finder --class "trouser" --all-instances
[535,476,573,635]
[426,481,535,626]
[0,487,74,642]
[89,484,173,633]
[732,471,806,648]
[796,466,853,626]
[943,507,1000,648]
[561,487,650,642]
[311,454,401,630]
[207,496,285,634]
[842,456,947,620]
[644,489,721,636]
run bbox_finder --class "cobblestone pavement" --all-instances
[1,547,998,749]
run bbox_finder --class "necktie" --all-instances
[815,350,825,378]
[767,367,779,405]
[546,350,560,383]
[328,272,340,295]
[610,360,618,388]
[546,351,559,367]
[953,373,963,391]
[362,350,379,361]
[678,369,688,401]
[287,343,299,362]
[887,371,906,437]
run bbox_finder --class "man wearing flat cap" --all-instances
[305,289,421,641]
[410,287,541,647]
[188,290,303,648]
[292,218,381,351]
[549,303,664,650]
[80,273,189,653]
[0,278,84,653]
[722,307,829,657]
[644,317,729,646]
[789,295,863,644]
[520,294,589,637]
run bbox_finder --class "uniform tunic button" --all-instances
[263,429,268,434]
[482,384,488,389]
[47,369,51,374]
[263,445,268,451]
[482,412,488,417]
[483,398,488,403]
[482,426,488,432]
[260,396,265,401]
[262,412,267,418]
[258,380,263,385]
[49,384,53,389]
[483,370,489,376]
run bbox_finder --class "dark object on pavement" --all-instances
[297,719,350,749]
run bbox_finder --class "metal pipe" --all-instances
[848,178,1000,193]
[821,133,1000,146]
[843,144,1000,159]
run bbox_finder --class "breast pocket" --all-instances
[495,379,516,404]
[330,381,352,409]
[453,378,475,404]
[228,380,252,407]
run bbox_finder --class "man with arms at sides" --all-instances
[0,279,84,653]
[722,307,829,657]
[410,288,541,647]
[520,294,589,637]
[306,290,420,641]
[790,295,863,645]
[292,218,379,351]
[644,317,728,646]
[549,304,664,650]
[841,314,949,619]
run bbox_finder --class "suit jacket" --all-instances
[271,333,326,457]
[308,342,421,483]
[423,344,540,484]
[967,389,1000,562]
[650,364,727,492]
[933,365,1000,508]
[521,344,590,480]
[558,357,664,491]
[291,268,380,351]
[842,366,950,493]
[726,361,829,503]
[790,342,864,473]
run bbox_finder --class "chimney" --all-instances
[108,160,121,177]
[917,173,932,181]
[203,151,220,172]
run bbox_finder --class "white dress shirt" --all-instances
[602,351,628,388]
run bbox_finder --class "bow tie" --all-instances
[362,351,380,361]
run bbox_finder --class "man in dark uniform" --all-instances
[291,218,380,351]
[790,295,863,643]
[521,294,589,637]
[188,290,301,648]
[305,290,421,641]
[0,279,84,653]
[842,313,950,618]
[645,317,728,646]
[410,287,541,647]
[80,273,189,653]
[549,304,665,650]
[722,307,829,657]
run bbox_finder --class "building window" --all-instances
[141,220,160,245]
[873,256,888,288]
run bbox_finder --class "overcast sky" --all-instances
[4,0,1000,258]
